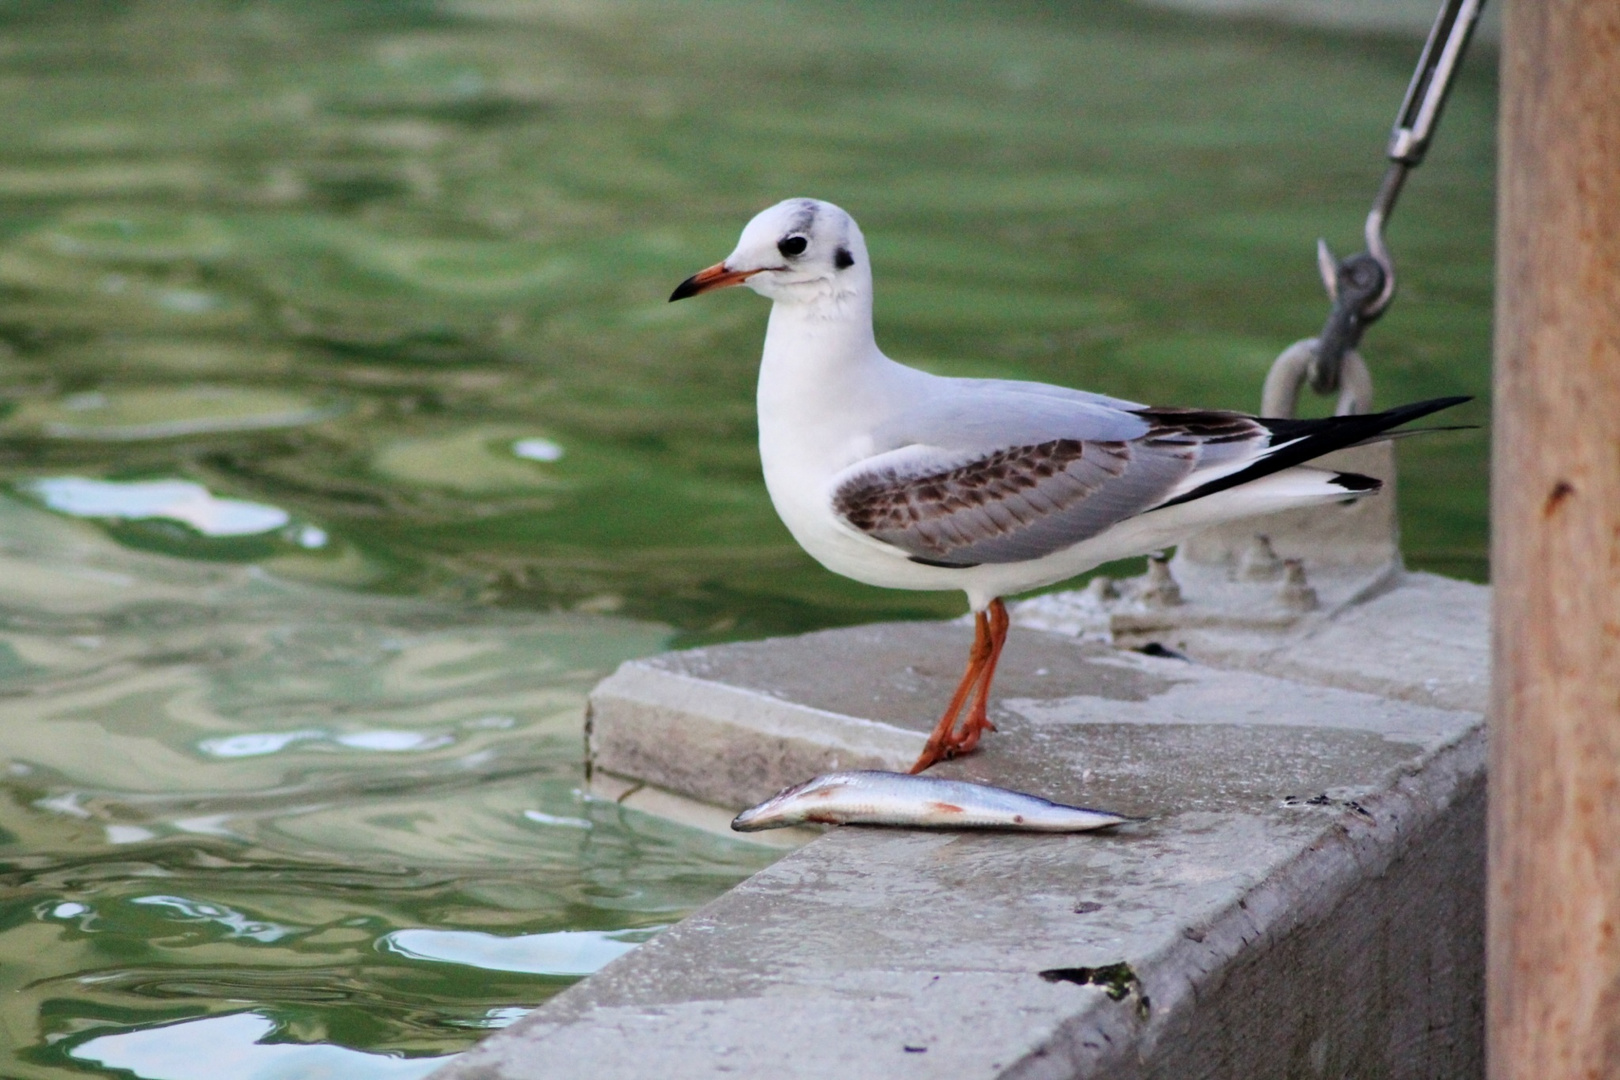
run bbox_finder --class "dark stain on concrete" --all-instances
[1042,961,1151,1017]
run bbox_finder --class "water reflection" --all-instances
[511,438,565,463]
[0,494,777,1075]
[128,895,300,943]
[5,387,342,442]
[379,926,658,977]
[71,1012,446,1080]
[24,477,293,536]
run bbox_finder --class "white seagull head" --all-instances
[670,198,870,308]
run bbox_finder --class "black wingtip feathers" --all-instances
[1158,396,1470,511]
[1332,471,1381,493]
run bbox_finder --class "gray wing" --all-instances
[951,377,1146,414]
[832,406,1267,566]
[871,380,1150,453]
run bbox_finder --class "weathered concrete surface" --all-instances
[1016,571,1489,716]
[1172,571,1490,714]
[432,573,1488,1080]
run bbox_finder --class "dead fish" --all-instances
[731,770,1134,833]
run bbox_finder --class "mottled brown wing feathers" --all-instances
[829,407,1279,566]
[832,437,1190,564]
[838,439,1102,529]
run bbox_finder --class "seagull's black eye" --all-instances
[777,235,809,258]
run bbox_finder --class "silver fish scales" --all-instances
[731,770,1134,833]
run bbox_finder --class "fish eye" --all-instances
[777,235,809,258]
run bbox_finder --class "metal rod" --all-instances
[1388,0,1486,166]
[1362,0,1485,316]
[1362,163,1409,317]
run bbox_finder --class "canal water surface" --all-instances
[0,1,1493,1075]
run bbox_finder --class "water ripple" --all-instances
[378,926,659,977]
[70,1012,446,1080]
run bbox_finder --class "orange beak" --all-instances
[669,262,760,302]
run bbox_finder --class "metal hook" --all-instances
[1360,0,1485,319]
[1307,247,1387,398]
[1268,0,1485,418]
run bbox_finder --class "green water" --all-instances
[0,0,1494,1074]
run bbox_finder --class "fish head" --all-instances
[730,772,852,832]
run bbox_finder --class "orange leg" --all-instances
[950,598,1009,756]
[908,599,1007,773]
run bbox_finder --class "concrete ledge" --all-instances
[586,655,926,809]
[432,574,1488,1079]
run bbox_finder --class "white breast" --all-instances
[753,304,960,592]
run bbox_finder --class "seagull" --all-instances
[670,197,1465,774]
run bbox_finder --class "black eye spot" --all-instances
[777,235,808,257]
[834,246,855,269]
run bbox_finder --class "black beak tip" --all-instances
[668,275,701,303]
